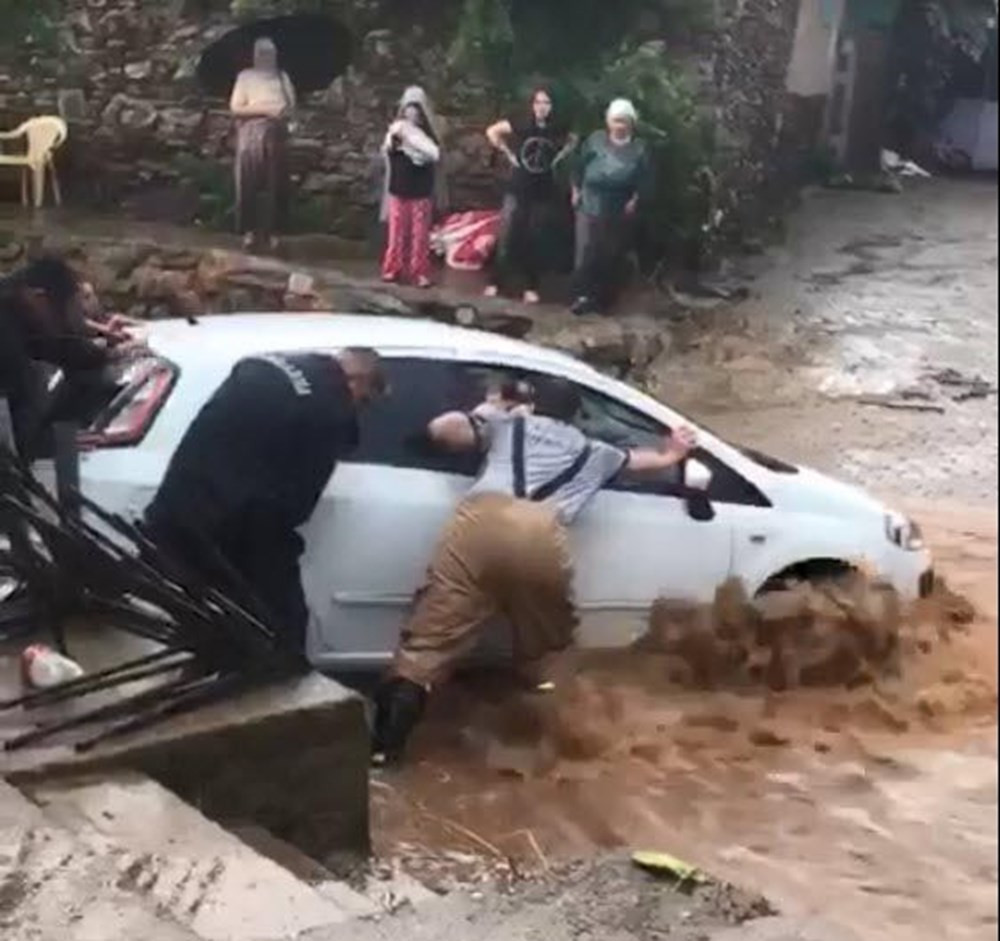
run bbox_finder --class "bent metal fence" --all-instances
[0,445,298,753]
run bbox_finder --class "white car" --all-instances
[70,313,932,670]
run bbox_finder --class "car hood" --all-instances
[762,463,890,520]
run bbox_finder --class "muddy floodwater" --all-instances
[372,505,997,941]
[370,180,998,941]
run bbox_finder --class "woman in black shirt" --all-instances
[484,89,577,304]
[380,86,441,288]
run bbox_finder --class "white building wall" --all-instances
[786,0,847,97]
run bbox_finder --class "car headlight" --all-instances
[885,512,924,551]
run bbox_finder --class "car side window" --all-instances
[571,386,769,506]
[473,364,768,506]
[573,385,685,495]
[343,357,481,476]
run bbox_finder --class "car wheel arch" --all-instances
[754,557,857,597]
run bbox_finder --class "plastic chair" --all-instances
[0,116,68,209]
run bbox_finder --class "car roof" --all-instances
[143,312,585,373]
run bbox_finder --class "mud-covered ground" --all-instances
[367,179,998,941]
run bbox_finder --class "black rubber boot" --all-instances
[371,677,428,767]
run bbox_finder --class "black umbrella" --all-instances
[196,13,353,99]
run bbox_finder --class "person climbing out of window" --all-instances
[0,256,144,462]
[230,37,296,253]
[379,86,442,289]
[371,375,696,766]
[484,88,577,305]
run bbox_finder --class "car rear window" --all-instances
[55,356,179,450]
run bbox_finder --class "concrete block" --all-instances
[0,779,199,941]
[8,673,371,861]
[31,772,370,941]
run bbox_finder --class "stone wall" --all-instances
[0,0,803,247]
[0,0,493,239]
[710,0,804,236]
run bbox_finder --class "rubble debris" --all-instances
[858,396,947,414]
[924,367,997,403]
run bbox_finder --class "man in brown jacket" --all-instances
[372,377,696,765]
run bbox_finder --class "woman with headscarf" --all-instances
[570,98,652,315]
[380,86,441,288]
[229,37,296,251]
[483,89,577,304]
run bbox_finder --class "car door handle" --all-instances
[750,534,767,545]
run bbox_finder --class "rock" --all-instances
[173,55,199,82]
[124,60,153,81]
[748,726,791,747]
[154,248,203,271]
[323,76,349,110]
[546,319,669,379]
[916,676,997,719]
[683,711,741,733]
[851,694,910,733]
[303,173,353,195]
[102,94,158,131]
[0,240,25,263]
[57,88,88,121]
[159,108,205,140]
[129,264,196,303]
[547,322,630,375]
[171,289,205,318]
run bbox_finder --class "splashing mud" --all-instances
[371,503,997,940]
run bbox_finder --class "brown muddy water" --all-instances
[371,503,998,941]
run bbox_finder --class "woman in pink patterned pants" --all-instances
[380,87,441,287]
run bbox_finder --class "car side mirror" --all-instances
[684,458,712,491]
[683,458,716,522]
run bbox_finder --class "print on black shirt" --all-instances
[506,117,570,200]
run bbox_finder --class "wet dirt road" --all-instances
[662,178,997,505]
[371,179,998,940]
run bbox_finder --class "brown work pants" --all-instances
[392,493,578,688]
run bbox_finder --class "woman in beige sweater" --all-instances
[229,38,296,251]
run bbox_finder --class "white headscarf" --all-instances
[378,85,447,221]
[253,37,279,73]
[606,98,639,124]
[399,86,440,139]
[392,86,440,167]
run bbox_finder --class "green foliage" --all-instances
[572,43,717,267]
[228,0,344,20]
[173,155,235,230]
[450,0,717,265]
[0,0,60,53]
[448,0,515,93]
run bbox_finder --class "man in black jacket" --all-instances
[143,348,385,661]
[1,256,139,461]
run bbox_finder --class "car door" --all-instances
[447,358,769,650]
[301,354,481,670]
[549,380,742,647]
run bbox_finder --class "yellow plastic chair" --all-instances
[0,116,68,209]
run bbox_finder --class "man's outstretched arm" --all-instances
[624,426,697,474]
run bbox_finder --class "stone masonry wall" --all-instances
[0,0,802,246]
[0,0,492,239]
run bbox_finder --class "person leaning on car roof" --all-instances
[0,256,144,462]
[142,347,387,664]
[371,375,697,766]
